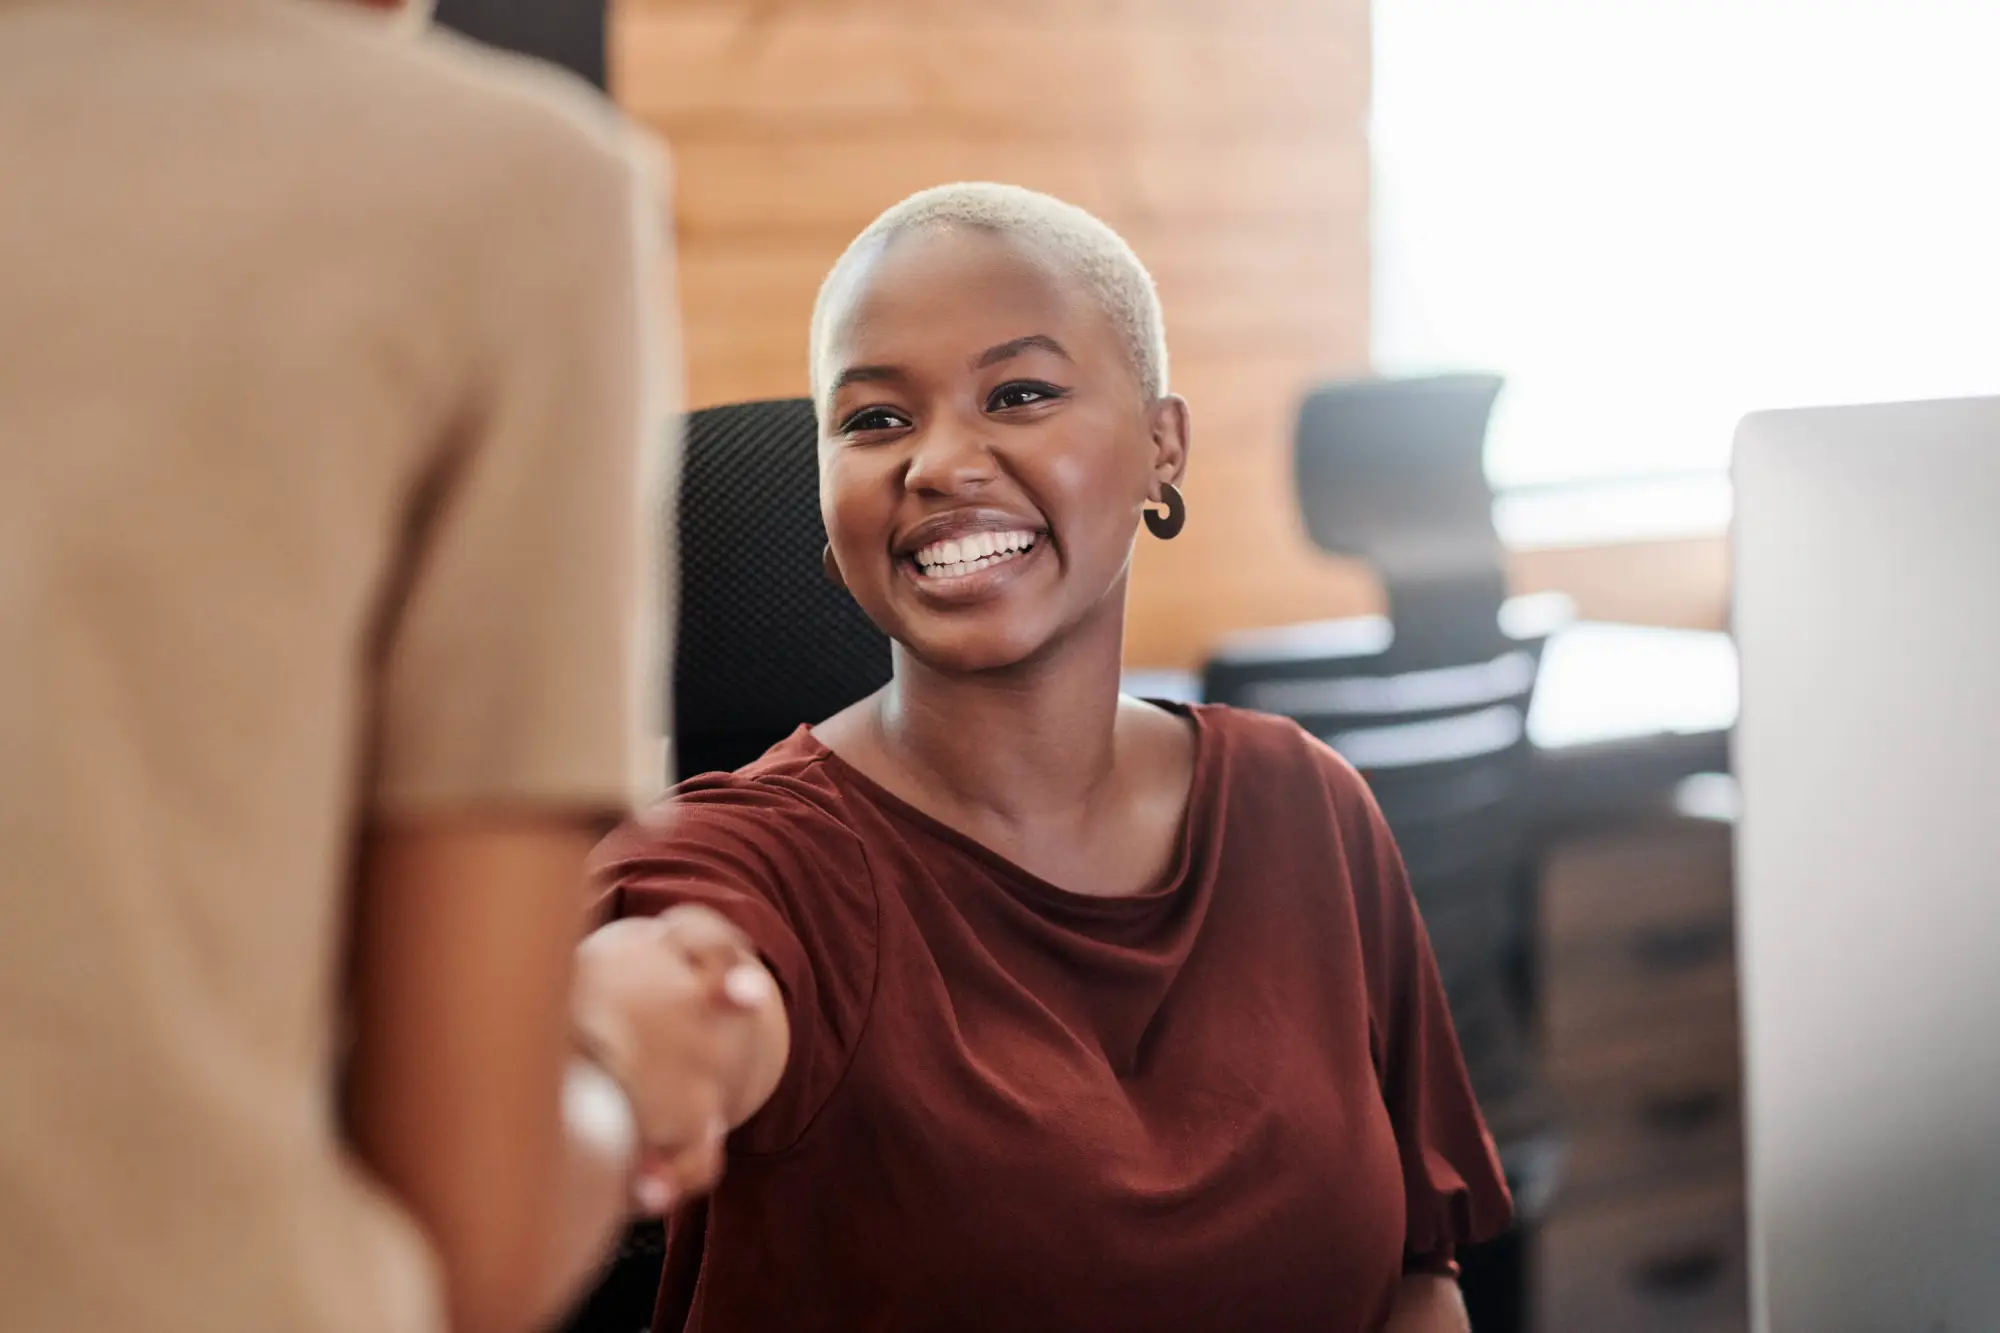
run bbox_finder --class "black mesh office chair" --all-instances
[670,396,891,779]
[561,397,888,1333]
[1203,373,1568,1333]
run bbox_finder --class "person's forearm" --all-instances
[344,821,606,1333]
[1381,1273,1470,1333]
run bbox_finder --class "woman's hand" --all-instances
[572,905,791,1212]
[1381,1273,1471,1333]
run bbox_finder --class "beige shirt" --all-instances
[0,1,672,1329]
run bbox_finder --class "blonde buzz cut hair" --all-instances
[809,181,1170,408]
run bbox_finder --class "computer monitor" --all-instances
[1733,396,2000,1333]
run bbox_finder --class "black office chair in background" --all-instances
[562,397,886,1333]
[1296,372,1517,657]
[671,397,892,779]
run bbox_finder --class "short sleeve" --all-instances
[371,128,675,819]
[590,773,879,1155]
[1332,751,1514,1274]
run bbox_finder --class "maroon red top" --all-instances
[595,703,1511,1333]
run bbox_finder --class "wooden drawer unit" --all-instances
[1542,817,1733,954]
[1540,817,1738,1062]
[1536,1179,1749,1333]
[1543,955,1736,1082]
[1553,1034,1742,1203]
[1535,815,1748,1331]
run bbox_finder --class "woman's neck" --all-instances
[873,611,1129,827]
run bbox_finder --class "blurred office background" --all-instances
[438,3,2000,1330]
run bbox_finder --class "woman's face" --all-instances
[818,226,1188,675]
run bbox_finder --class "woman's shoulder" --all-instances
[1189,702,1395,884]
[1192,704,1413,967]
[604,728,868,867]
[674,726,844,799]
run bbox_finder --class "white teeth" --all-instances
[912,528,1039,577]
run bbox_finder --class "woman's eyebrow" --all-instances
[829,364,904,394]
[974,335,1072,370]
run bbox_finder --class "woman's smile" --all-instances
[897,526,1051,606]
[910,527,1038,578]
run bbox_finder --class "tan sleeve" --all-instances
[371,127,678,820]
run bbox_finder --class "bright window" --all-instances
[1371,0,2000,489]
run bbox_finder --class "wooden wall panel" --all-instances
[614,0,1379,668]
[1514,536,1731,632]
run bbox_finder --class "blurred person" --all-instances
[0,1,776,1331]
[586,182,1512,1333]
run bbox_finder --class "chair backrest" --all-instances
[1294,372,1509,663]
[671,397,892,779]
[1264,368,1559,988]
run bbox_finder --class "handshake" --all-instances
[566,905,790,1221]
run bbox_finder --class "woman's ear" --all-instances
[1147,394,1192,496]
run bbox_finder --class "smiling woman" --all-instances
[586,183,1510,1333]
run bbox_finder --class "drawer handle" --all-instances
[1638,1088,1731,1136]
[1631,1246,1726,1299]
[1627,919,1732,972]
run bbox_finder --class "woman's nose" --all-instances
[902,420,998,495]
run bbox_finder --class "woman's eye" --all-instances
[840,407,910,434]
[987,381,1065,412]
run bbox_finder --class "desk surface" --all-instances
[1526,622,1737,751]
[1132,621,1739,755]
[1133,622,1739,828]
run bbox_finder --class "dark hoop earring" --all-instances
[822,542,846,588]
[1143,482,1186,540]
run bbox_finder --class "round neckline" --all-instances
[795,701,1213,920]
